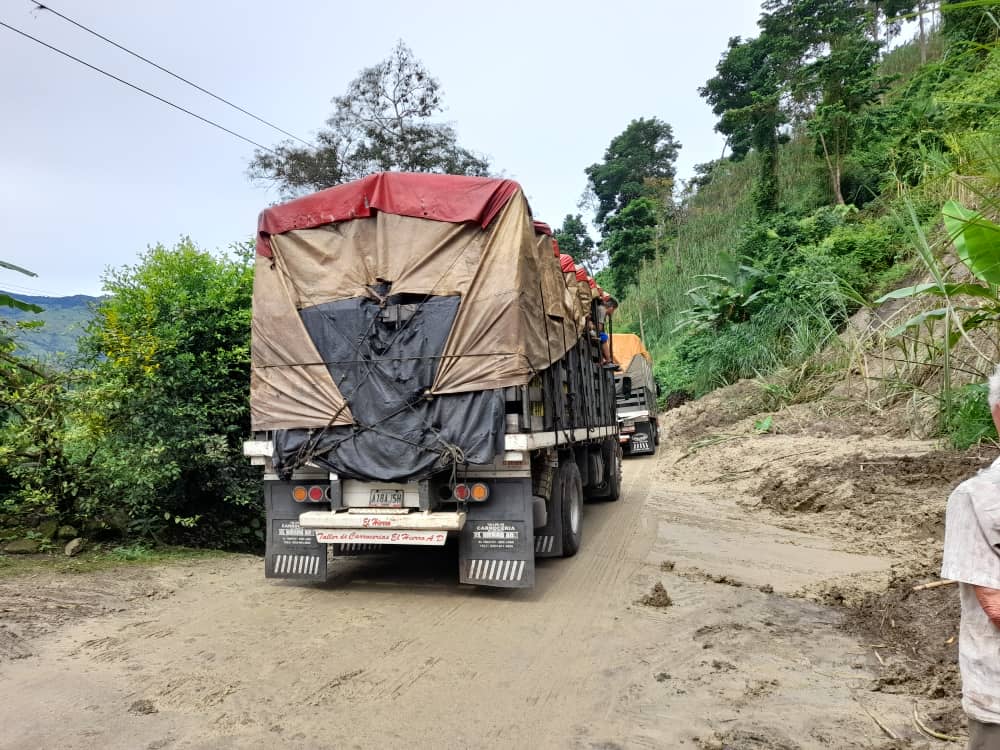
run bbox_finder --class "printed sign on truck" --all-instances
[314,529,447,546]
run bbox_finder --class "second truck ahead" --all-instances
[244,172,621,589]
[611,333,660,456]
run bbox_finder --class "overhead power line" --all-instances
[29,1,314,148]
[0,19,276,153]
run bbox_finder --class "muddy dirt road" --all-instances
[1,451,937,749]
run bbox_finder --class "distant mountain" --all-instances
[1,292,100,360]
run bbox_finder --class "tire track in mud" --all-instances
[439,456,661,746]
[282,454,659,745]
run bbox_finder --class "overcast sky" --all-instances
[1,0,763,297]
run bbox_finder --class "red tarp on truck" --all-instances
[256,173,521,258]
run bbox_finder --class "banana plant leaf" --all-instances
[887,306,982,337]
[875,281,996,302]
[0,293,43,314]
[942,200,1000,284]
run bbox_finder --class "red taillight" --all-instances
[308,486,324,501]
[453,483,470,501]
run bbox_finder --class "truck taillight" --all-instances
[293,485,326,502]
[453,483,489,501]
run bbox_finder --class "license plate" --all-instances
[370,489,404,507]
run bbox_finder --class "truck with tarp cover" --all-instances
[611,333,660,456]
[243,172,621,589]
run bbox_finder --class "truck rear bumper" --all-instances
[299,510,466,531]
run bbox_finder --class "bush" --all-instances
[75,239,261,548]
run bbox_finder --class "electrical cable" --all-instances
[0,18,276,153]
[28,1,314,148]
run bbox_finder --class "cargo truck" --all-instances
[243,173,621,589]
[611,334,660,456]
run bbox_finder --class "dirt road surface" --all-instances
[1,449,942,749]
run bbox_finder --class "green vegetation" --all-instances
[1,293,98,359]
[554,214,600,268]
[0,239,260,552]
[578,0,1000,450]
[249,40,489,196]
[0,544,227,579]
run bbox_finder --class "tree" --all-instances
[700,34,788,215]
[554,214,600,267]
[249,41,490,196]
[761,0,885,205]
[79,239,259,544]
[882,0,931,62]
[602,198,659,294]
[584,118,681,231]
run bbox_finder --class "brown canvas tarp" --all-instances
[251,182,586,430]
[251,255,354,430]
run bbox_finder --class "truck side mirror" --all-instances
[621,376,632,397]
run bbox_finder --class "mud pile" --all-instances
[756,449,995,516]
[848,570,965,735]
[666,379,766,442]
[659,380,997,741]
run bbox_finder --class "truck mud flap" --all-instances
[533,495,565,559]
[459,478,534,588]
[264,482,328,581]
[625,422,655,456]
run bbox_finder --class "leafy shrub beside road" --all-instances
[0,239,261,549]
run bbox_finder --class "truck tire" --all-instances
[653,421,660,446]
[556,458,583,557]
[590,438,622,502]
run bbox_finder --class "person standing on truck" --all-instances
[597,296,618,367]
[940,365,1000,749]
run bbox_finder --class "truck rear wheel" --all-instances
[556,458,583,557]
[590,438,621,502]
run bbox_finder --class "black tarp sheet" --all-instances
[272,295,504,482]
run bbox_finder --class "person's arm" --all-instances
[974,585,1000,629]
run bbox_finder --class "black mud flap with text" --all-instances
[459,478,535,588]
[533,489,565,559]
[625,422,654,456]
[264,482,328,581]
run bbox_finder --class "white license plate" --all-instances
[370,489,404,507]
